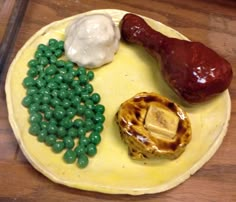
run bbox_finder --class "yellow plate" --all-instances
[5,9,231,195]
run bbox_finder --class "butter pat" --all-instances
[144,105,179,139]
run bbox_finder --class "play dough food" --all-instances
[116,92,191,160]
[65,14,120,68]
[22,38,105,168]
[120,13,233,103]
[5,9,231,195]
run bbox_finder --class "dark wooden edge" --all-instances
[0,0,29,79]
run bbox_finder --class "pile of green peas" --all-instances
[22,38,105,168]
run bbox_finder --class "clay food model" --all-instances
[120,14,233,103]
[65,14,120,68]
[116,92,191,160]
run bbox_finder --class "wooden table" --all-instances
[0,0,235,201]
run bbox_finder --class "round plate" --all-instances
[5,9,231,195]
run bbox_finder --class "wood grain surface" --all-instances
[0,0,16,42]
[0,0,236,201]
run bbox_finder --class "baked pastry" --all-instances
[116,92,191,160]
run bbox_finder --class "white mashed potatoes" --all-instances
[65,14,120,68]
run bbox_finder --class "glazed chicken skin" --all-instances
[120,14,233,103]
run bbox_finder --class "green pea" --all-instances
[28,59,38,68]
[91,93,101,104]
[22,95,33,107]
[36,78,46,88]
[60,117,73,129]
[58,40,64,50]
[39,87,50,95]
[40,121,49,130]
[29,123,40,136]
[58,89,68,100]
[87,71,94,81]
[50,98,61,108]
[65,61,74,69]
[47,81,58,90]
[93,113,105,124]
[28,103,40,113]
[62,99,71,109]
[85,99,94,110]
[77,67,86,76]
[37,44,47,51]
[74,145,86,156]
[58,68,67,74]
[84,84,93,94]
[77,104,85,116]
[79,135,90,146]
[94,123,104,133]
[64,136,75,149]
[56,60,65,67]
[49,38,58,46]
[81,92,89,102]
[69,69,77,77]
[94,104,105,114]
[49,118,57,126]
[71,80,80,88]
[79,74,88,85]
[39,57,49,66]
[51,89,59,97]
[49,45,57,52]
[71,96,81,107]
[63,149,76,164]
[23,77,36,88]
[57,126,67,138]
[67,90,75,100]
[54,74,64,83]
[47,123,57,134]
[44,75,53,83]
[54,106,66,120]
[63,73,74,83]
[37,64,44,72]
[42,94,51,104]
[67,107,77,118]
[37,129,48,142]
[68,127,77,138]
[74,85,83,95]
[73,119,84,128]
[60,83,69,90]
[34,50,43,59]
[89,131,101,145]
[32,94,42,103]
[84,109,94,119]
[40,104,50,112]
[52,141,65,153]
[86,143,97,157]
[50,55,57,64]
[77,127,86,137]
[44,49,53,58]
[84,119,94,132]
[54,49,63,58]
[26,87,38,96]
[77,154,89,168]
[29,112,43,124]
[27,68,38,77]
[45,134,57,146]
[44,109,53,120]
[45,64,57,75]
